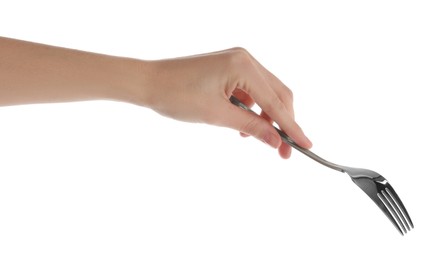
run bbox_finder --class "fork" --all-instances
[230,96,414,235]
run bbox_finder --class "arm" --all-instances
[0,36,145,106]
[0,36,311,159]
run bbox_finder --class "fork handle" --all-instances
[229,96,344,173]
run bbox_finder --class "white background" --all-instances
[1,0,435,259]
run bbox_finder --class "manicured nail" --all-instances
[306,138,313,148]
[302,132,313,148]
[240,132,250,138]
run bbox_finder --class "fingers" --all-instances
[245,79,312,149]
[279,142,292,159]
[246,52,296,120]
[234,90,255,138]
[240,106,272,138]
[232,88,254,107]
[217,101,282,149]
[261,110,293,159]
[236,51,312,149]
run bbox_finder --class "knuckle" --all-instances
[285,88,293,100]
[277,88,294,112]
[264,95,285,112]
[229,46,249,55]
[226,47,251,67]
[277,87,293,103]
[240,116,260,135]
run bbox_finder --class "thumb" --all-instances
[218,102,281,148]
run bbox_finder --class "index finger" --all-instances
[241,58,312,149]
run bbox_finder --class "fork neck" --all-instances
[276,129,345,173]
[292,144,345,173]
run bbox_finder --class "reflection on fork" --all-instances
[230,96,414,235]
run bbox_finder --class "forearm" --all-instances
[0,37,147,106]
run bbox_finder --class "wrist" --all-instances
[103,56,149,106]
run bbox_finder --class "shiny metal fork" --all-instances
[230,96,414,235]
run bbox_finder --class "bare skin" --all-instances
[0,36,312,158]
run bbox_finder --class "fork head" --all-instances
[342,167,414,235]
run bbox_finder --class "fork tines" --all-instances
[377,185,414,235]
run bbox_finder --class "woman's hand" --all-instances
[140,48,312,158]
[0,37,311,159]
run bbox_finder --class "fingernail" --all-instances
[307,138,313,148]
[302,132,313,148]
[240,132,250,138]
[304,136,312,149]
[263,132,280,148]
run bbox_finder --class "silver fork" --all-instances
[230,96,414,235]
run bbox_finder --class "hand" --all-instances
[140,48,312,159]
[0,37,311,159]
